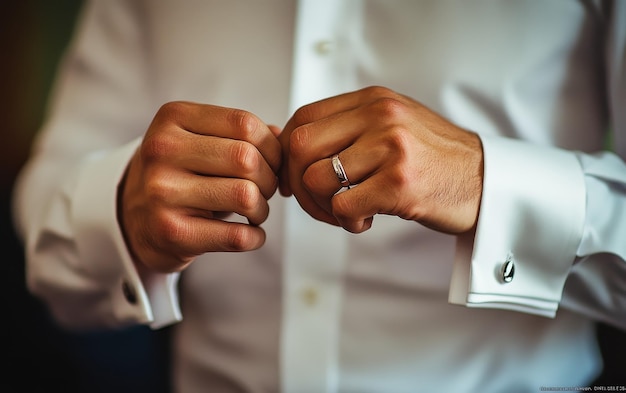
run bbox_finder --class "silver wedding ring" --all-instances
[331,154,351,189]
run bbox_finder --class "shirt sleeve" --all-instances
[449,140,626,328]
[12,0,181,330]
[448,136,586,318]
[450,2,626,329]
[71,139,183,330]
[18,135,183,330]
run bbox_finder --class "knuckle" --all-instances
[141,132,179,162]
[384,125,412,152]
[152,213,190,248]
[331,193,353,221]
[229,141,261,175]
[371,97,408,120]
[224,225,254,251]
[142,102,192,161]
[144,175,175,204]
[363,85,395,98]
[289,125,312,157]
[233,180,261,213]
[155,101,189,122]
[228,109,261,140]
[302,165,324,193]
[291,103,317,126]
[386,163,412,190]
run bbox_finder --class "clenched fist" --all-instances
[278,86,484,234]
[119,101,281,273]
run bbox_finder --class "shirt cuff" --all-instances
[449,135,586,317]
[72,138,182,328]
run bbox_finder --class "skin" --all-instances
[278,86,484,235]
[118,101,282,273]
[118,86,484,273]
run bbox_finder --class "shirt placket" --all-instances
[281,1,352,392]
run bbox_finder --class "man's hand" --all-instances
[119,101,281,273]
[278,86,484,234]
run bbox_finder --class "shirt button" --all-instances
[122,281,137,304]
[301,286,319,307]
[314,40,334,55]
[501,254,515,283]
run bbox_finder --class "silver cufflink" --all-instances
[500,253,515,283]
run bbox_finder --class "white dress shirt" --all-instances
[13,1,626,392]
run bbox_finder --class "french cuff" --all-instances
[449,135,586,317]
[72,138,182,328]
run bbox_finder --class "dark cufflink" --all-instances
[122,281,137,304]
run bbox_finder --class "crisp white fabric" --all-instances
[449,136,586,317]
[12,1,626,392]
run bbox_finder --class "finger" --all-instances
[302,142,384,207]
[282,86,401,134]
[330,181,383,233]
[284,110,363,218]
[287,106,385,222]
[161,133,279,199]
[278,86,398,196]
[192,219,267,252]
[159,173,272,226]
[147,217,267,272]
[286,91,409,190]
[281,91,374,182]
[154,101,282,172]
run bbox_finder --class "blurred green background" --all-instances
[1,1,624,392]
